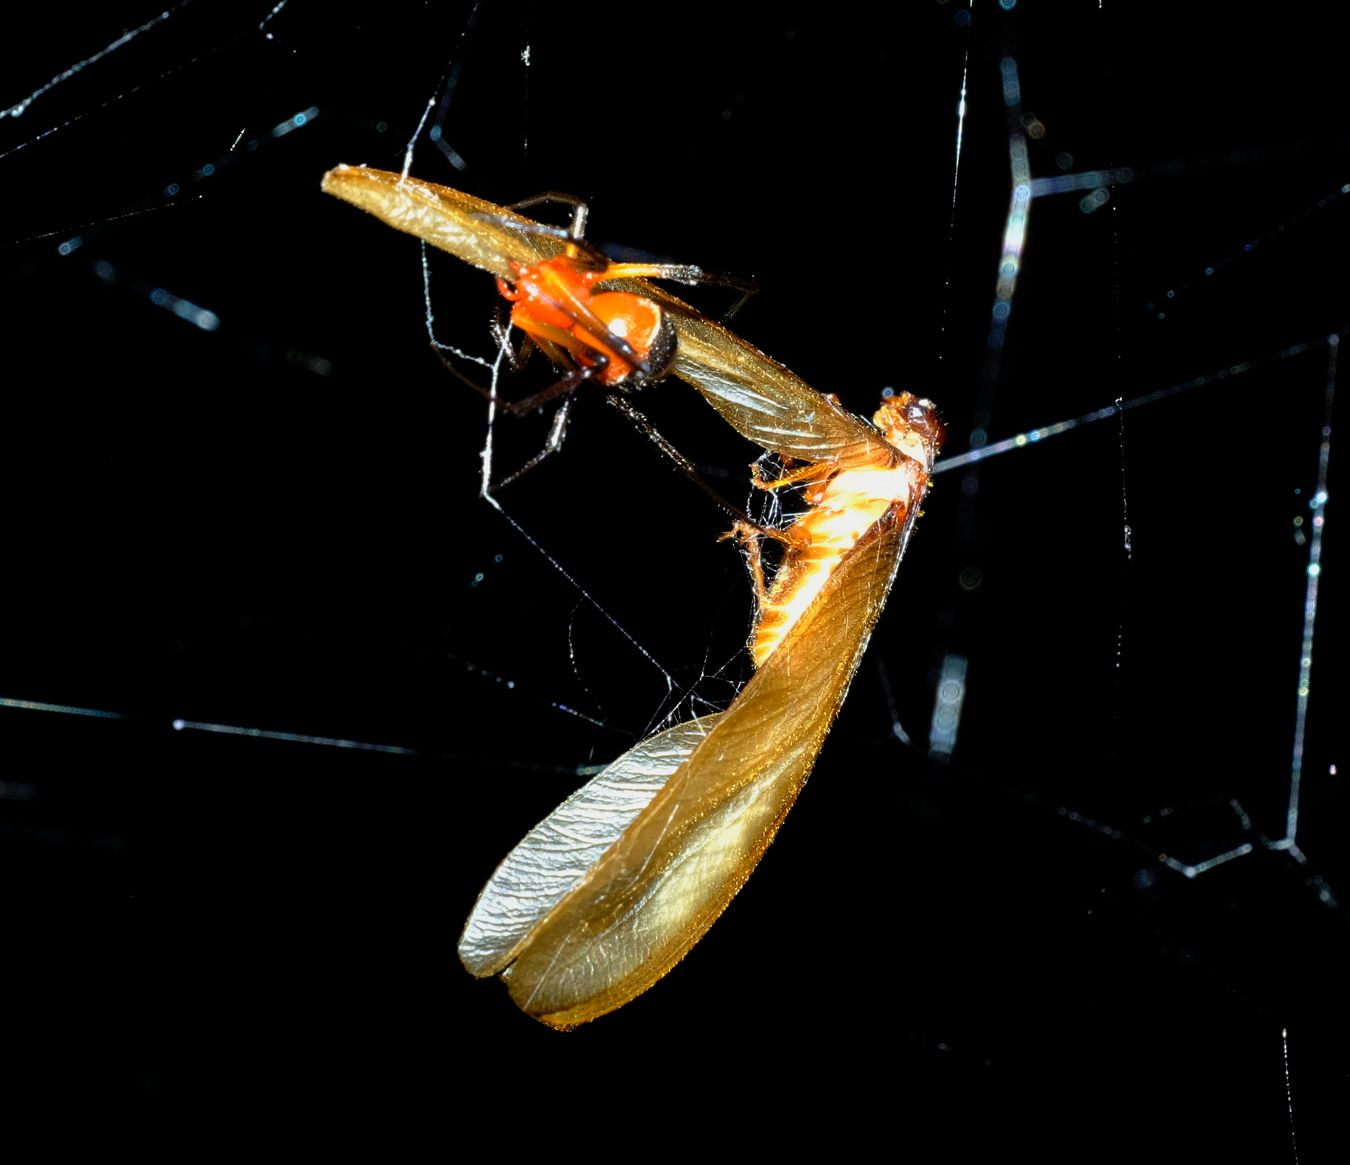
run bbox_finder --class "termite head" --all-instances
[873,391,945,467]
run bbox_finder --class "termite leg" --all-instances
[720,515,805,550]
[751,459,834,491]
[721,519,808,609]
[728,520,770,610]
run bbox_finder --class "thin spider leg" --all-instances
[613,265,758,323]
[507,191,587,213]
[604,261,755,294]
[434,346,499,395]
[603,262,707,283]
[477,214,593,253]
[494,395,577,490]
[506,192,589,241]
[603,393,762,529]
[477,196,603,268]
[485,213,754,324]
[484,208,754,314]
[493,194,755,305]
[489,304,528,368]
[717,281,756,324]
[436,337,594,417]
[498,364,598,417]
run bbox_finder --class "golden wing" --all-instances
[321,166,888,469]
[463,502,922,1028]
[459,713,724,978]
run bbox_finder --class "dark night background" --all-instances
[3,2,1346,1155]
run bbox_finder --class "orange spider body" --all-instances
[497,254,677,387]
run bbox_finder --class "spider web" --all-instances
[2,1,1344,1154]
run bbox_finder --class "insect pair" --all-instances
[323,166,942,1027]
[472,187,946,679]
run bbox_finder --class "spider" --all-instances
[472,193,753,490]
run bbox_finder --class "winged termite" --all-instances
[322,166,943,1024]
[460,394,940,1027]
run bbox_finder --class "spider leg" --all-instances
[506,192,589,241]
[488,303,528,368]
[434,330,579,414]
[433,346,499,397]
[602,263,758,323]
[603,394,759,528]
[494,395,578,490]
[496,363,598,417]
[474,194,600,265]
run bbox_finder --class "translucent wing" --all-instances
[668,312,900,469]
[459,713,724,976]
[483,502,923,1028]
[321,166,889,468]
[321,165,559,279]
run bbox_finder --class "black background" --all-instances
[3,1,1346,1155]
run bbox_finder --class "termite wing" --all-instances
[323,166,940,1025]
[321,166,899,469]
[456,493,928,1026]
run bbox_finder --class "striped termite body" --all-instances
[748,392,944,667]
